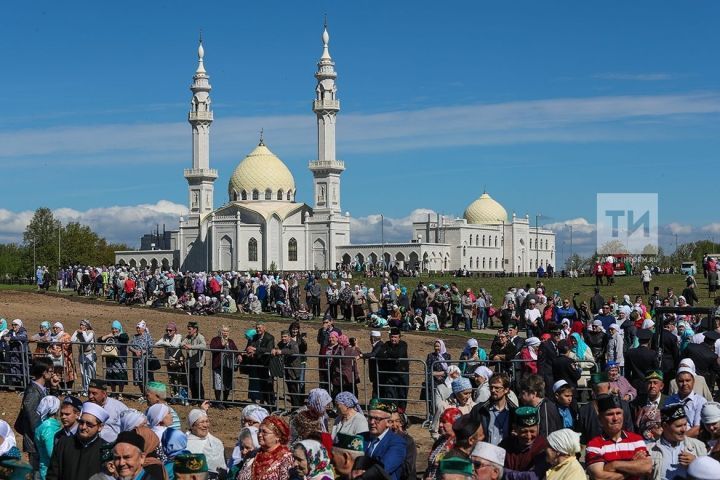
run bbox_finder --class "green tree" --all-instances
[0,243,30,277]
[23,208,61,272]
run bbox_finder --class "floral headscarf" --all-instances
[307,388,333,417]
[338,334,350,348]
[293,439,334,480]
[334,392,362,413]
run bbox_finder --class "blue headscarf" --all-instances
[570,332,589,360]
[111,320,124,333]
[162,428,189,459]
[0,319,6,332]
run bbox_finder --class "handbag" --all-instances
[147,354,161,371]
[101,338,119,358]
[167,349,185,371]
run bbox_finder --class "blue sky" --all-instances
[1,1,719,262]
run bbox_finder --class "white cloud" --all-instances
[593,72,677,81]
[0,201,188,247]
[349,208,439,244]
[545,217,596,234]
[665,222,693,235]
[1,92,720,165]
[702,223,720,234]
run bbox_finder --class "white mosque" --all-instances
[115,25,555,275]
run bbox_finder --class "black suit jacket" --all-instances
[248,332,275,366]
[653,330,679,373]
[552,355,582,388]
[377,341,409,375]
[14,381,45,454]
[625,345,658,391]
[362,340,385,381]
[685,342,720,391]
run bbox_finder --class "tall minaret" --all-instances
[184,36,218,222]
[309,20,344,214]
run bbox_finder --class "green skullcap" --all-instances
[146,381,167,394]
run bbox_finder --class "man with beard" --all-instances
[46,402,109,480]
[376,329,409,412]
[586,394,651,480]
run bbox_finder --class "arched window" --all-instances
[470,257,474,268]
[265,189,272,200]
[288,238,298,261]
[232,191,238,201]
[241,190,247,200]
[475,234,479,245]
[277,189,284,200]
[469,236,473,246]
[545,239,548,249]
[495,236,498,247]
[248,238,258,262]
[482,257,486,268]
[463,246,467,257]
[252,189,259,200]
[495,258,498,269]
[287,190,292,201]
[482,235,486,246]
[530,239,534,249]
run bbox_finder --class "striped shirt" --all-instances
[586,431,648,480]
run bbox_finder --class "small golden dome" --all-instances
[464,192,508,225]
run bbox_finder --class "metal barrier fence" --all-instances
[3,339,595,429]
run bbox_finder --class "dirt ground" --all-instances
[0,290,480,473]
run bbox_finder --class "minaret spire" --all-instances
[309,18,344,214]
[184,35,217,221]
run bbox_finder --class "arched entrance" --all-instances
[219,235,233,271]
[313,239,327,270]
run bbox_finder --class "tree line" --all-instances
[0,208,129,278]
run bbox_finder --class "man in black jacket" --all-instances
[46,402,109,480]
[653,319,680,390]
[245,321,275,406]
[551,340,582,388]
[685,330,720,392]
[625,329,658,394]
[361,331,384,398]
[537,326,560,396]
[376,328,409,412]
[518,375,562,438]
[14,357,58,473]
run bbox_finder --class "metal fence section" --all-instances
[374,357,432,426]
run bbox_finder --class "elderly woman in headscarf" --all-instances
[186,408,226,478]
[424,339,451,409]
[545,429,584,480]
[229,427,260,477]
[425,407,463,480]
[34,396,61,480]
[70,319,96,397]
[50,322,75,390]
[100,320,129,397]
[331,392,368,438]
[291,439,335,480]
[162,428,190,480]
[330,335,359,398]
[291,389,333,444]
[129,320,154,398]
[472,366,494,403]
[242,404,269,429]
[519,337,541,375]
[237,416,293,480]
[677,320,695,353]
[568,332,595,387]
[459,338,484,374]
[147,403,174,442]
[30,321,52,357]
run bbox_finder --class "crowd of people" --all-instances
[2,261,719,479]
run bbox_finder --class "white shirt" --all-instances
[665,391,707,427]
[524,308,541,325]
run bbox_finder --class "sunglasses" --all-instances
[78,419,99,428]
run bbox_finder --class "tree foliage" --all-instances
[0,207,130,277]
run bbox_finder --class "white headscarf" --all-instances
[0,420,17,456]
[119,409,147,431]
[36,396,61,422]
[147,403,169,440]
[51,322,65,340]
[187,408,207,428]
[547,429,581,455]
[230,426,259,466]
[241,405,269,424]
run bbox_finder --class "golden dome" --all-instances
[228,143,296,201]
[464,192,508,225]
